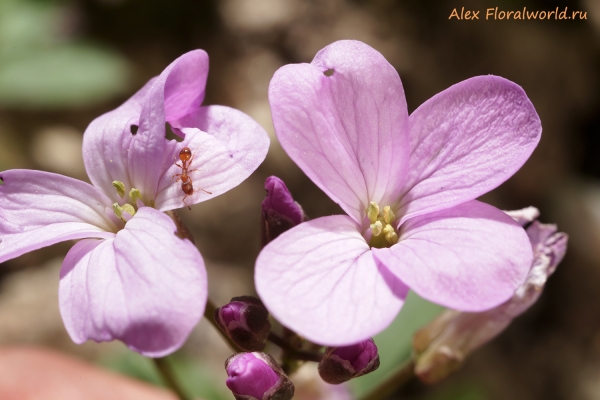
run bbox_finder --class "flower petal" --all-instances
[82,79,155,202]
[155,105,269,210]
[58,207,207,357]
[0,170,116,263]
[130,50,209,201]
[83,50,209,203]
[268,40,410,223]
[398,76,541,223]
[373,200,532,312]
[255,215,408,346]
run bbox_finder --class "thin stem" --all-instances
[153,357,192,400]
[267,332,323,362]
[204,298,243,353]
[359,358,416,400]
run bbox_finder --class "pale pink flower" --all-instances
[255,40,540,346]
[0,50,269,356]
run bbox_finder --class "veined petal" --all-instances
[83,50,209,203]
[58,207,207,357]
[255,215,408,346]
[155,118,268,210]
[0,170,116,263]
[373,200,532,312]
[82,79,154,202]
[398,76,541,223]
[130,50,209,201]
[268,40,410,223]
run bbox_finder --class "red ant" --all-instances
[172,147,212,210]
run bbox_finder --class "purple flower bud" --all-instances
[318,339,380,384]
[413,207,568,384]
[261,176,305,246]
[225,352,294,400]
[215,296,271,351]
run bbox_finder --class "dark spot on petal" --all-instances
[324,68,335,77]
[130,125,139,135]
[229,153,234,158]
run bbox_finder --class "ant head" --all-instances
[179,147,192,162]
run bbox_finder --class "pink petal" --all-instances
[83,50,209,203]
[268,40,410,223]
[398,76,541,223]
[255,215,408,346]
[155,105,269,210]
[130,50,209,201]
[373,200,533,312]
[0,170,116,263]
[58,207,207,357]
[82,74,161,203]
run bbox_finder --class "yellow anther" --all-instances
[370,220,383,236]
[383,224,399,245]
[112,203,123,219]
[367,202,380,223]
[121,204,136,217]
[383,206,395,224]
[112,181,126,199]
[129,188,142,205]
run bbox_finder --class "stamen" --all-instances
[121,204,136,217]
[383,224,398,245]
[383,206,395,224]
[112,181,126,199]
[370,220,383,236]
[367,202,380,223]
[112,203,123,219]
[129,188,142,205]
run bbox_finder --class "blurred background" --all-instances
[0,0,598,399]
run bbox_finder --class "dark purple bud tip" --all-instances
[318,338,380,384]
[225,352,294,400]
[215,296,271,351]
[261,176,306,246]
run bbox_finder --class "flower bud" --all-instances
[215,296,271,351]
[413,207,568,384]
[261,176,306,246]
[318,339,380,384]
[225,352,294,400]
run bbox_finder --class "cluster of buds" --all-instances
[413,207,568,383]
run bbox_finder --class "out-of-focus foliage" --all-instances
[102,351,231,400]
[0,0,130,108]
[351,292,444,398]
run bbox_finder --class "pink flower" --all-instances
[0,50,269,356]
[255,40,541,346]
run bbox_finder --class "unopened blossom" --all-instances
[215,296,271,351]
[0,50,269,356]
[413,207,568,383]
[225,352,294,400]
[260,176,306,246]
[256,40,541,346]
[318,338,380,384]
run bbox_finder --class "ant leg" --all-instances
[171,173,183,183]
[182,194,191,210]
[194,187,212,195]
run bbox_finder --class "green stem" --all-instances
[153,357,192,400]
[267,332,323,362]
[359,358,416,400]
[204,298,243,353]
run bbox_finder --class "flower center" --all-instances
[366,201,399,248]
[111,181,147,222]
